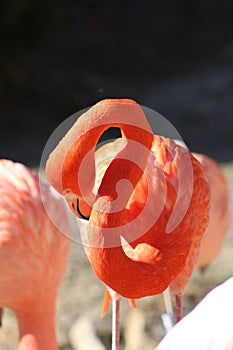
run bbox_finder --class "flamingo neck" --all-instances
[16,302,58,350]
[59,100,153,198]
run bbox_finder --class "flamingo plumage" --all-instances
[18,335,39,350]
[193,153,230,270]
[158,148,230,324]
[0,159,70,350]
[46,99,210,348]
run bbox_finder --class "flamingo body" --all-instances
[0,159,70,349]
[193,153,230,269]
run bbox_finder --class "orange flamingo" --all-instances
[156,277,233,349]
[0,159,70,350]
[193,153,230,270]
[46,99,210,348]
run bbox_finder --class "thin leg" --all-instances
[112,296,121,350]
[163,288,173,317]
[175,294,183,322]
[0,308,2,327]
[162,288,174,332]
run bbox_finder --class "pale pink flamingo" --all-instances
[0,159,70,350]
[46,99,210,349]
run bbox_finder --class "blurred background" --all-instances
[0,1,233,349]
[0,0,233,166]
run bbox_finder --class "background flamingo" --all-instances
[168,146,230,271]
[193,153,230,270]
[155,277,233,350]
[18,335,39,350]
[161,151,230,324]
[46,99,210,348]
[0,159,70,350]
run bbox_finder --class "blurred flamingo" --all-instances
[18,335,39,350]
[0,159,70,350]
[162,151,230,324]
[193,153,230,270]
[46,99,210,349]
[155,277,233,350]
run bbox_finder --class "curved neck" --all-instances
[61,100,153,198]
[16,302,58,350]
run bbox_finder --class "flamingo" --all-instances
[46,98,210,349]
[155,277,233,350]
[0,159,70,350]
[193,153,230,270]
[160,152,230,324]
[18,335,39,350]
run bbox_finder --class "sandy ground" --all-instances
[0,161,232,350]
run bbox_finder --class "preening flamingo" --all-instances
[155,277,233,350]
[0,159,70,350]
[46,99,210,348]
[193,153,230,270]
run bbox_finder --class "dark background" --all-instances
[1,0,233,166]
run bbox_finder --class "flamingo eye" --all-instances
[76,198,90,220]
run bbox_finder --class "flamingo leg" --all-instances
[163,288,174,318]
[162,288,174,332]
[162,289,183,327]
[111,293,121,350]
[175,294,183,322]
[0,308,2,327]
